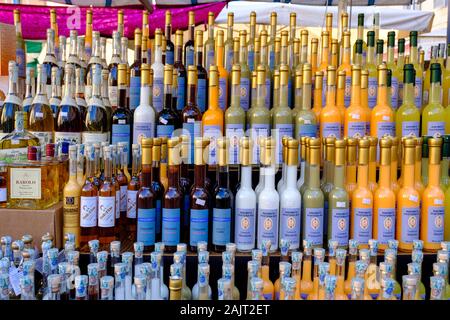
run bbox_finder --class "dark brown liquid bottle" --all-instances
[126,143,140,241]
[151,138,165,241]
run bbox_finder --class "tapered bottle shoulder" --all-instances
[249,107,270,123]
[373,187,396,202]
[225,105,245,123]
[303,188,324,202]
[272,106,293,122]
[236,187,257,204]
[329,187,349,202]
[296,110,317,124]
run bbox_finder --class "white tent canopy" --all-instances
[215,1,434,33]
[154,0,423,6]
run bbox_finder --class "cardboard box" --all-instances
[0,23,16,77]
[0,202,63,250]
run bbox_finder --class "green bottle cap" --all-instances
[430,63,442,84]
[422,136,429,158]
[367,31,375,47]
[442,135,450,158]
[398,39,405,54]
[387,32,395,47]
[387,68,392,87]
[355,39,363,54]
[358,13,364,26]
[410,31,418,46]
[403,64,415,84]
[376,39,384,54]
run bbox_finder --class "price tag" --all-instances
[336,201,346,208]
[61,112,68,117]
[409,195,418,203]
[434,199,443,205]
[159,117,168,125]
[196,199,206,206]
[188,118,195,123]
[9,266,22,296]
[304,119,311,124]
[36,112,44,118]
[119,119,126,125]
[11,139,19,145]
[351,114,360,120]
[362,198,371,205]
[382,116,390,121]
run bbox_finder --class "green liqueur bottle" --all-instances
[422,63,445,138]
[395,64,420,138]
[295,63,317,139]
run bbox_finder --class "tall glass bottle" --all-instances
[23,67,35,113]
[295,64,317,139]
[162,138,182,253]
[312,71,323,121]
[184,11,195,68]
[422,64,446,138]
[320,66,341,140]
[29,64,54,149]
[157,65,180,140]
[421,138,444,252]
[43,29,57,100]
[174,31,187,116]
[344,65,366,138]
[150,139,165,241]
[239,31,251,112]
[164,11,175,66]
[396,64,420,138]
[0,62,22,136]
[13,10,26,99]
[128,28,142,111]
[126,144,140,241]
[98,146,116,246]
[133,64,155,143]
[195,30,208,113]
[204,12,215,74]
[268,12,277,71]
[409,31,423,110]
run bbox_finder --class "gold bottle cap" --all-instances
[14,9,20,24]
[175,30,183,47]
[303,63,312,85]
[227,12,234,26]
[141,34,148,51]
[160,137,168,160]
[141,63,151,85]
[282,136,290,163]
[273,70,280,90]
[168,137,181,166]
[369,137,378,162]
[390,137,399,162]
[314,71,323,89]
[403,137,417,165]
[261,137,275,166]
[209,65,218,86]
[251,71,257,89]
[240,30,247,47]
[326,12,333,26]
[270,12,277,26]
[275,37,281,53]
[231,64,241,85]
[415,137,422,162]
[155,28,162,47]
[300,136,307,160]
[86,9,92,24]
[134,28,142,47]
[118,64,127,86]
[287,139,299,166]
[180,135,189,162]
[295,69,303,89]
[164,65,173,85]
[327,66,336,86]
[361,69,369,89]
[301,30,308,47]
[311,38,318,53]
[377,63,388,86]
[189,11,195,26]
[280,65,289,86]
[260,30,268,47]
[309,138,321,165]
[165,10,172,25]
[257,65,266,86]
[240,137,252,166]
[141,138,153,165]
[337,70,346,89]
[169,276,182,292]
[428,137,442,165]
[358,138,370,165]
[281,31,289,47]
[218,137,229,166]
[343,31,351,48]
[331,38,338,54]
[326,137,336,161]
[152,138,161,162]
[217,29,225,46]
[233,37,240,52]
[350,65,361,86]
[250,11,256,25]
[194,138,205,166]
[195,30,203,49]
[335,139,346,166]
[188,65,198,86]
[379,137,392,166]
[290,12,296,26]
[208,12,214,26]
[321,31,329,48]
[346,138,356,162]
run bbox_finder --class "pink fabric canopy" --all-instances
[0,2,227,40]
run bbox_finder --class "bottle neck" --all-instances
[263,165,276,190]
[403,83,414,104]
[194,164,205,187]
[218,165,229,188]
[187,83,197,107]
[240,165,252,189]
[163,83,172,111]
[196,45,203,66]
[367,46,375,64]
[357,163,368,188]
[379,163,391,188]
[387,46,395,64]
[333,165,345,188]
[429,82,442,104]
[326,85,336,107]
[134,44,142,63]
[168,163,180,188]
[429,162,440,187]
[208,83,219,111]
[350,84,361,106]
[377,83,387,106]
[343,46,351,65]
[309,163,320,188]
[403,162,414,188]
[280,84,289,108]
[410,46,418,64]
[240,45,247,66]
[302,83,312,110]
[217,45,224,68]
[230,84,240,108]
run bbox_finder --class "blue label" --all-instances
[51,104,58,118]
[322,122,341,138]
[257,208,279,249]
[274,124,293,164]
[16,48,26,78]
[248,50,255,72]
[265,79,271,108]
[304,208,324,247]
[391,77,399,109]
[401,121,420,138]
[206,50,215,72]
[203,125,222,165]
[156,199,162,234]
[414,77,423,109]
[130,76,141,110]
[162,208,180,246]
[347,121,366,138]
[185,49,195,67]
[401,207,420,243]
[353,207,373,245]
[240,77,250,111]
[427,122,445,138]
[235,208,256,249]
[269,51,275,70]
[299,124,318,138]
[226,124,244,165]
[156,124,174,138]
[377,208,395,245]
[166,51,174,66]
[226,49,234,72]
[197,79,207,112]
[280,207,301,249]
[219,78,227,111]
[183,195,190,228]
[344,76,352,107]
[153,77,164,113]
[190,209,209,246]
[213,208,232,246]
[112,124,131,159]
[427,206,444,243]
[133,122,154,144]
[183,120,202,164]
[368,77,378,109]
[176,76,186,111]
[137,208,156,246]
[331,208,349,247]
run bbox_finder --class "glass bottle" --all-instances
[396,64,420,138]
[184,11,195,68]
[320,66,341,140]
[344,65,366,138]
[98,146,116,245]
[157,65,180,139]
[430,276,445,300]
[20,276,35,300]
[22,67,35,113]
[422,64,445,138]
[402,275,418,300]
[311,71,323,121]
[174,30,187,115]
[150,139,165,241]
[133,64,155,142]
[194,30,208,113]
[239,30,251,112]
[440,136,450,191]
[223,13,234,73]
[0,61,21,136]
[274,261,291,300]
[308,248,325,300]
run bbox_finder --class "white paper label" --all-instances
[82,132,108,144]
[409,195,419,203]
[159,117,168,125]
[196,198,206,206]
[98,196,115,227]
[336,201,346,208]
[80,196,98,227]
[10,168,41,199]
[362,198,371,205]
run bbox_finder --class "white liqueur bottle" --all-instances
[133,63,155,143]
[152,29,165,113]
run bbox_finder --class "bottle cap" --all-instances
[96,251,108,270]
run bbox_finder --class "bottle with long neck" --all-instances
[98,146,116,245]
[386,32,399,109]
[363,31,376,110]
[350,138,373,248]
[421,138,444,251]
[423,64,446,138]
[267,12,277,71]
[23,67,35,113]
[129,28,143,111]
[344,66,366,138]
[193,30,208,114]
[184,11,195,68]
[214,30,228,112]
[308,248,326,300]
[394,38,405,107]
[295,64,317,139]
[13,9,26,99]
[29,64,54,150]
[318,31,329,106]
[204,12,215,74]
[0,62,22,135]
[238,30,251,112]
[225,65,246,166]
[409,31,423,110]
[292,69,303,120]
[246,11,256,73]
[320,66,341,140]
[371,64,395,161]
[224,13,234,73]
[235,137,256,252]
[338,32,352,108]
[352,13,367,65]
[174,30,187,115]
[164,11,175,65]
[312,71,323,121]
[133,64,155,142]
[42,29,57,100]
[328,139,349,248]
[396,64,420,138]
[63,145,81,248]
[162,138,182,253]
[126,144,140,241]
[151,29,164,113]
[148,139,163,241]
[157,64,180,140]
[85,31,102,101]
[396,138,419,252]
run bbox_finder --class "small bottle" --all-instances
[309,248,325,300]
[430,276,446,300]
[350,277,365,300]
[246,260,259,300]
[328,240,338,276]
[275,261,291,300]
[402,275,418,300]
[249,277,264,300]
[122,252,134,300]
[300,239,313,299]
[99,276,113,300]
[217,277,232,300]
[324,275,337,300]
[0,274,9,300]
[74,275,88,300]
[260,240,275,300]
[316,262,330,300]
[20,276,35,300]
[96,251,108,280]
[46,274,61,300]
[114,262,127,300]
[87,263,99,300]
[366,239,380,299]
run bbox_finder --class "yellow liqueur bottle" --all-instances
[397,138,420,252]
[365,31,377,110]
[390,137,400,197]
[336,71,346,136]
[337,31,352,108]
[395,64,420,138]
[291,69,303,120]
[421,138,444,252]
[345,138,358,201]
[414,137,425,197]
[386,32,399,110]
[344,239,358,297]
[360,69,371,135]
[344,65,366,138]
[409,31,423,111]
[300,239,313,299]
[318,31,330,108]
[63,145,81,248]
[422,63,446,138]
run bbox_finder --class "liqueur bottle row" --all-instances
[1,233,449,300]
